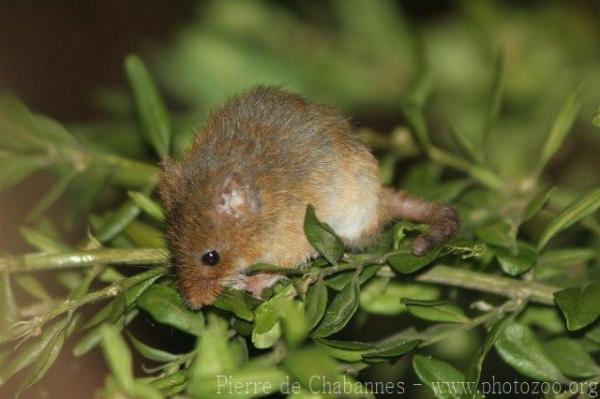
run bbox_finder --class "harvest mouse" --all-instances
[158,86,459,309]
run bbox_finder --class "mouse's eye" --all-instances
[201,250,220,266]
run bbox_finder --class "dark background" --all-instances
[0,1,597,398]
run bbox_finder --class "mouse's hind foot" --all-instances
[381,189,460,256]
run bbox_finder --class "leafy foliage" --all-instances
[0,1,599,398]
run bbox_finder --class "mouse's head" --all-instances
[158,161,262,309]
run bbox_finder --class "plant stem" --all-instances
[419,300,521,347]
[0,248,167,273]
[416,265,557,305]
[98,154,159,188]
[4,267,167,344]
[0,250,559,305]
[429,147,506,191]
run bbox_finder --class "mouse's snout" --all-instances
[178,276,224,309]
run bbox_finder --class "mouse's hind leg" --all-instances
[379,188,459,256]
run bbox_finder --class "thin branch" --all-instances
[0,248,167,273]
[416,265,557,305]
[429,147,506,191]
[3,267,167,344]
[0,250,558,311]
[418,300,522,347]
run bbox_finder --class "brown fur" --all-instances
[158,86,459,308]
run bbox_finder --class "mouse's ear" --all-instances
[215,173,260,220]
[157,158,182,214]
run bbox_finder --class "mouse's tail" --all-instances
[380,188,460,256]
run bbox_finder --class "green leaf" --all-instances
[545,337,600,379]
[231,318,253,337]
[401,102,431,154]
[100,324,135,394]
[387,246,441,274]
[465,315,513,397]
[304,278,328,330]
[15,315,78,396]
[243,263,291,274]
[188,363,286,399]
[55,271,83,292]
[520,306,565,334]
[27,170,78,222]
[74,317,125,358]
[359,279,439,316]
[125,54,171,158]
[554,281,600,331]
[19,227,69,253]
[230,335,249,368]
[213,288,258,322]
[593,106,600,127]
[361,338,421,362]
[283,346,353,395]
[315,328,420,365]
[130,383,163,399]
[251,284,295,348]
[537,248,597,269]
[448,123,480,165]
[81,274,160,331]
[253,285,295,335]
[535,91,581,174]
[413,355,466,398]
[432,179,472,203]
[495,322,566,382]
[0,316,69,383]
[523,187,555,222]
[313,337,376,362]
[303,204,344,264]
[32,113,80,148]
[137,285,204,335]
[280,300,308,348]
[0,96,45,151]
[0,273,18,342]
[124,220,166,248]
[15,275,52,302]
[70,265,106,300]
[71,164,114,219]
[127,333,180,362]
[313,274,359,337]
[586,323,600,345]
[449,56,507,164]
[481,52,504,151]
[94,199,142,243]
[98,267,127,284]
[190,313,235,378]
[148,370,187,396]
[252,320,281,350]
[0,155,46,192]
[475,221,512,248]
[127,191,164,222]
[493,242,537,276]
[107,294,128,325]
[537,188,600,251]
[401,299,469,324]
[403,162,442,196]
[325,264,379,290]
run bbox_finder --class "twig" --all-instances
[0,249,558,307]
[3,267,167,344]
[429,147,506,191]
[0,248,167,273]
[419,300,521,347]
[416,265,557,305]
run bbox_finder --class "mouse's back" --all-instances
[184,86,361,192]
